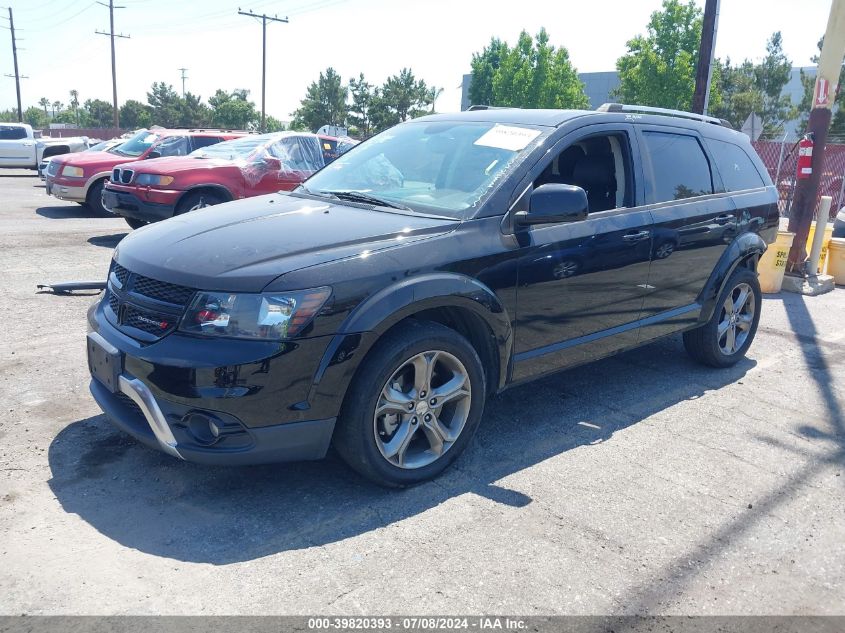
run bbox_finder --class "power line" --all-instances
[95,0,129,128]
[238,8,288,133]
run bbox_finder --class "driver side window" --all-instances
[155,136,190,157]
[534,132,633,213]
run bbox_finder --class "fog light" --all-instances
[183,412,219,446]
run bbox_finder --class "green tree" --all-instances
[146,82,182,127]
[613,0,711,111]
[292,67,348,132]
[120,99,153,129]
[468,29,588,109]
[69,90,80,126]
[38,97,49,119]
[348,73,374,137]
[177,92,211,127]
[83,99,114,127]
[469,37,507,107]
[264,115,286,132]
[209,89,258,129]
[24,106,48,128]
[51,101,62,118]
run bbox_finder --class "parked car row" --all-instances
[44,128,358,229]
[83,104,779,486]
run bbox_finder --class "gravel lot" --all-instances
[0,169,843,615]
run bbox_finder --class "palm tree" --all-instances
[52,101,63,117]
[38,97,49,118]
[69,90,80,126]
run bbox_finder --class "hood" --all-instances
[57,150,132,171]
[128,155,240,176]
[115,193,458,292]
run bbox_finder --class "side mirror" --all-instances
[263,156,282,171]
[515,184,588,226]
[146,150,161,159]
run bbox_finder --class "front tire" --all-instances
[86,179,108,215]
[333,320,487,487]
[683,266,761,368]
[124,217,147,230]
[176,191,225,215]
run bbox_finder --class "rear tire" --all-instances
[333,320,487,487]
[683,266,761,368]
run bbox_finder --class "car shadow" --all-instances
[36,205,111,220]
[0,172,37,178]
[87,233,128,248]
[48,335,755,565]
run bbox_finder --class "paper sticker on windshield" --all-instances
[474,125,541,151]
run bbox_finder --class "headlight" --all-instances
[61,165,84,178]
[179,287,331,340]
[135,174,174,187]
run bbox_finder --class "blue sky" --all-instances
[0,0,835,120]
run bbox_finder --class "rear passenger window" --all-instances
[705,139,766,191]
[190,136,224,151]
[642,132,713,203]
[155,136,190,157]
[0,126,27,140]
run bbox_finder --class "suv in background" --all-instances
[86,104,778,487]
[45,128,247,214]
[102,132,357,229]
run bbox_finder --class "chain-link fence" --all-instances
[751,139,845,219]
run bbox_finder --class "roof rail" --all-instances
[596,103,732,128]
[466,104,508,111]
[183,128,253,133]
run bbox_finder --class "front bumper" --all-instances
[86,296,352,465]
[102,187,178,223]
[46,179,86,202]
[90,374,336,465]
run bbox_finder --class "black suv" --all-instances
[87,104,778,486]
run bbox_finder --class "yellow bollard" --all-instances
[758,230,795,293]
[806,221,835,273]
[828,238,845,285]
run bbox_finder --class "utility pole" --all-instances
[95,0,129,129]
[785,0,845,276]
[178,67,188,97]
[238,9,288,132]
[4,8,23,121]
[691,0,720,115]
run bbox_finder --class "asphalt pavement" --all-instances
[0,170,843,615]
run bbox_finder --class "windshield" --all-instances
[111,129,161,157]
[190,135,269,161]
[303,120,544,218]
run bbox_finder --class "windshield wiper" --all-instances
[323,190,412,211]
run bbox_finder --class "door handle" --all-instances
[622,230,650,243]
[714,214,734,225]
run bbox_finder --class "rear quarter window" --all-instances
[190,136,225,151]
[705,138,766,191]
[642,131,713,203]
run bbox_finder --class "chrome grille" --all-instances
[111,167,134,184]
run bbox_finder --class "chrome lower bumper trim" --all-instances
[117,375,183,459]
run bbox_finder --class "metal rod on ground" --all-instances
[807,196,832,275]
[691,0,720,114]
[786,0,845,275]
[238,10,288,133]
